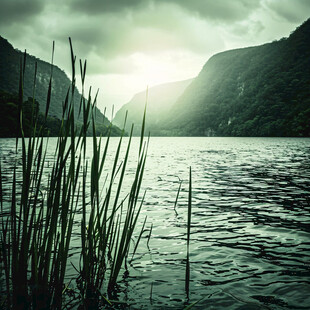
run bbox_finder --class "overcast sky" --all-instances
[1,0,309,115]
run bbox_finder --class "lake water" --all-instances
[1,137,310,309]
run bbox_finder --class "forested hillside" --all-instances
[0,36,121,136]
[157,19,310,136]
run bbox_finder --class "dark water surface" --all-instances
[1,137,310,309]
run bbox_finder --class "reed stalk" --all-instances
[0,38,148,309]
[185,167,192,299]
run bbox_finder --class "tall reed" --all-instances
[0,41,84,309]
[185,167,192,299]
[0,38,148,309]
[77,76,149,307]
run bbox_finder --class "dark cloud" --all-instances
[45,4,224,64]
[1,0,308,111]
[159,0,261,22]
[2,0,307,71]
[68,0,261,23]
[264,0,310,23]
[70,0,261,22]
[0,0,44,26]
[70,0,146,14]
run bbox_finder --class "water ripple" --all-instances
[1,137,310,309]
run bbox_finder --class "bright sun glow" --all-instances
[131,52,175,86]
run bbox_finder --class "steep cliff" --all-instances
[159,19,310,136]
[0,36,121,135]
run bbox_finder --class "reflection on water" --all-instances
[1,137,310,309]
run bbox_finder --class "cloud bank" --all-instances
[1,0,309,112]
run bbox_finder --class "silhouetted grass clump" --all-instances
[0,39,148,309]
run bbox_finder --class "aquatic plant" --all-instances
[0,39,148,309]
[186,167,192,298]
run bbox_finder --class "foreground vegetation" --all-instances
[0,39,151,309]
[0,37,195,310]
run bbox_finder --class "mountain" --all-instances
[0,36,121,136]
[113,79,193,135]
[159,19,310,137]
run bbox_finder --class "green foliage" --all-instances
[154,19,310,137]
[0,36,122,136]
[0,90,121,137]
[0,92,19,137]
[0,92,40,137]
